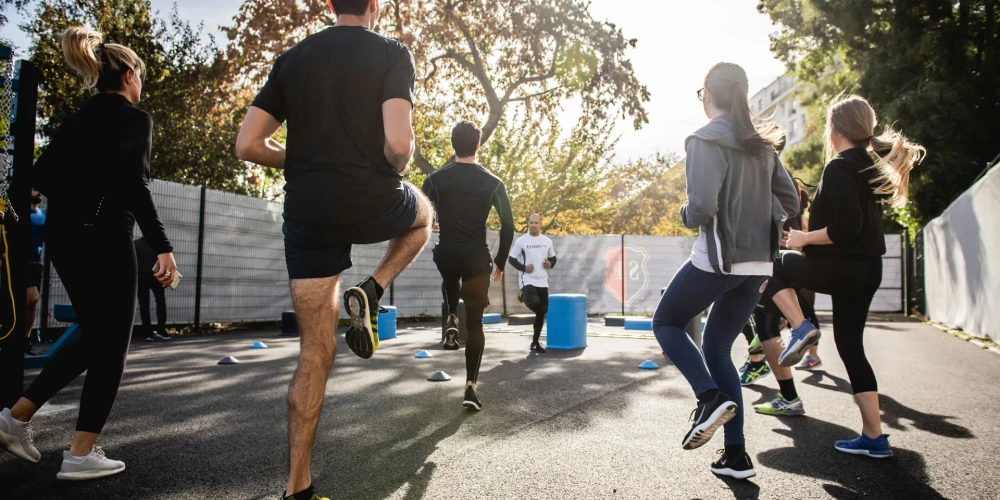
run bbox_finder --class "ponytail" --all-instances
[868,127,925,208]
[705,62,784,159]
[826,94,925,208]
[60,26,145,92]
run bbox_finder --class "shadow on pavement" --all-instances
[801,371,973,439]
[713,472,761,499]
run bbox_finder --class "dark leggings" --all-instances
[744,287,821,344]
[23,229,138,433]
[765,251,882,394]
[436,244,491,384]
[526,286,549,343]
[137,274,166,335]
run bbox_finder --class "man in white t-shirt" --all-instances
[508,214,557,353]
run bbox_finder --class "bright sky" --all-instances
[1,0,786,160]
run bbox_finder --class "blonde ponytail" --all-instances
[869,127,925,208]
[61,26,103,88]
[60,26,145,91]
[826,94,926,208]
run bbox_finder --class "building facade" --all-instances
[750,74,809,151]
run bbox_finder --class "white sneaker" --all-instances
[56,446,125,480]
[0,407,40,463]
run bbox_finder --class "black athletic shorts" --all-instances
[26,262,43,289]
[283,182,420,280]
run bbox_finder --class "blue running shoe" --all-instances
[835,433,892,458]
[778,319,820,367]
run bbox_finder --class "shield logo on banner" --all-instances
[603,245,651,307]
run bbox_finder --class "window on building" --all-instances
[790,100,798,114]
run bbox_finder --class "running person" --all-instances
[651,63,799,479]
[507,214,556,353]
[423,121,514,411]
[0,27,178,479]
[23,189,45,356]
[764,94,925,458]
[235,1,432,498]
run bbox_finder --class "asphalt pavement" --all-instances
[2,313,996,499]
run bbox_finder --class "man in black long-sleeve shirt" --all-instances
[421,121,514,411]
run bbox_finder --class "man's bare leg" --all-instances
[286,276,339,497]
[371,187,432,289]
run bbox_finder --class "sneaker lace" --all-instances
[92,446,107,461]
[23,421,34,443]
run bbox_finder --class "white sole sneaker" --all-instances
[779,330,821,367]
[682,401,738,450]
[834,444,893,458]
[711,466,758,479]
[57,464,126,480]
[0,427,40,463]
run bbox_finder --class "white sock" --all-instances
[70,447,94,460]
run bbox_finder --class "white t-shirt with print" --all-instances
[509,234,556,288]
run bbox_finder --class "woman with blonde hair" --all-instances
[0,26,177,479]
[766,94,925,458]
[652,62,799,479]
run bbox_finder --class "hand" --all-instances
[784,229,809,250]
[431,222,440,234]
[491,267,503,282]
[155,252,178,287]
[542,260,552,270]
[525,264,535,273]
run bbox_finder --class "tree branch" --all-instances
[500,40,564,106]
[413,145,436,175]
[507,87,560,103]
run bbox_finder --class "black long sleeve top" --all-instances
[805,147,886,259]
[421,162,514,270]
[32,93,172,254]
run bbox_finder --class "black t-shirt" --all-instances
[252,26,415,226]
[806,148,887,259]
[421,162,515,270]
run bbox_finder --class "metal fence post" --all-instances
[901,234,909,315]
[621,234,626,316]
[501,273,507,317]
[193,183,207,330]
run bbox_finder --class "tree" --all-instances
[223,0,650,174]
[596,152,694,236]
[0,0,30,28]
[759,0,1000,229]
[22,0,254,193]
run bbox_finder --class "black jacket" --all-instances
[805,147,886,259]
[33,93,172,254]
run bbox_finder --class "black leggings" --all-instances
[434,244,491,383]
[744,287,820,344]
[23,229,138,433]
[137,274,166,335]
[765,251,882,394]
[524,286,549,343]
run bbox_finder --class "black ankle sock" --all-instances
[724,444,746,458]
[777,378,798,401]
[287,484,313,500]
[697,388,721,404]
[368,277,385,301]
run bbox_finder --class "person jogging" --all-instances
[423,121,514,411]
[508,214,556,353]
[764,94,925,459]
[0,26,177,480]
[235,1,432,498]
[651,62,799,480]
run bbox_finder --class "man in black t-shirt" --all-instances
[235,1,431,499]
[422,121,515,411]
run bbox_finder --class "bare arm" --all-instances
[383,98,414,174]
[784,227,834,248]
[236,107,285,169]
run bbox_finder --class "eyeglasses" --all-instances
[696,88,705,102]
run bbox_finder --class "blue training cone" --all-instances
[251,341,268,349]
[415,350,433,359]
[638,360,660,370]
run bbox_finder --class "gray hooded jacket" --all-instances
[681,114,800,275]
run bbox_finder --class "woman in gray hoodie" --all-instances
[651,62,799,479]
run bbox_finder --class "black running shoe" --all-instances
[681,392,738,450]
[463,385,482,411]
[530,342,546,354]
[344,278,380,359]
[23,338,37,356]
[711,449,757,479]
[443,314,460,350]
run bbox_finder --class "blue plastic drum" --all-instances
[377,306,397,340]
[546,294,588,349]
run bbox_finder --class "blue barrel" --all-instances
[378,306,397,340]
[546,294,588,349]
